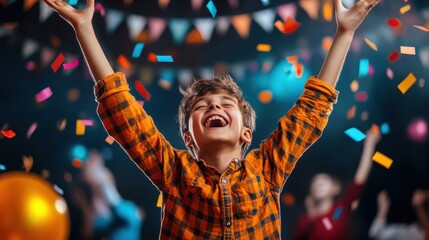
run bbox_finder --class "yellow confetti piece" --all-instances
[364,38,378,51]
[76,120,85,135]
[105,135,115,145]
[156,194,162,208]
[400,4,411,14]
[372,151,393,169]
[400,46,416,55]
[323,0,333,22]
[256,43,271,52]
[397,73,417,94]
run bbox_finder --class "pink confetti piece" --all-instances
[355,91,368,102]
[386,68,394,80]
[94,3,106,17]
[80,119,94,126]
[63,58,79,70]
[322,217,333,231]
[26,122,37,139]
[413,25,429,32]
[35,87,53,103]
[137,100,144,107]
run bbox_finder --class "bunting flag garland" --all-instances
[276,3,297,21]
[216,16,231,35]
[39,1,55,23]
[191,0,204,11]
[169,19,192,44]
[149,18,167,42]
[127,15,147,41]
[231,14,252,38]
[253,9,276,32]
[106,9,125,34]
[194,19,216,42]
[22,39,39,59]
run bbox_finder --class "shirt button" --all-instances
[221,177,227,184]
[192,180,197,185]
[226,221,232,228]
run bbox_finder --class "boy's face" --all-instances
[310,173,341,201]
[184,91,252,157]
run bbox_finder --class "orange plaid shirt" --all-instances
[95,72,338,239]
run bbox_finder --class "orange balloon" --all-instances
[0,172,70,240]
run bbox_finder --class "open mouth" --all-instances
[204,115,229,128]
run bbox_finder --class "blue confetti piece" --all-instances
[333,207,342,221]
[206,0,217,18]
[380,123,390,134]
[69,0,78,6]
[261,0,270,6]
[132,43,144,58]
[0,164,5,170]
[359,59,369,78]
[156,55,174,63]
[345,127,366,142]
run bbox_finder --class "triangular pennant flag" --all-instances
[228,0,239,8]
[127,14,147,41]
[253,9,276,32]
[231,14,252,38]
[23,0,37,11]
[299,0,319,20]
[277,2,297,21]
[194,18,216,42]
[158,0,170,9]
[22,39,39,59]
[177,69,193,86]
[41,47,56,68]
[191,0,204,11]
[216,16,230,35]
[39,1,55,22]
[229,63,246,81]
[105,9,125,34]
[186,28,204,44]
[149,18,167,42]
[169,19,191,44]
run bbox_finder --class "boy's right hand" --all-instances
[377,191,390,214]
[43,0,94,29]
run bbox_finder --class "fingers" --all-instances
[334,0,346,13]
[86,0,95,10]
[42,0,57,10]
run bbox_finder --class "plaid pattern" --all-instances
[95,72,338,239]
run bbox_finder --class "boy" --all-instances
[44,0,380,238]
[293,128,381,239]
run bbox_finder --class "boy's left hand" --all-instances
[336,0,381,33]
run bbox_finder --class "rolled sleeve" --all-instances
[94,72,131,102]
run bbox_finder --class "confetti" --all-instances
[321,36,333,52]
[286,55,298,63]
[72,159,83,168]
[156,194,162,208]
[68,0,78,6]
[361,111,369,121]
[274,18,301,34]
[364,38,378,51]
[76,120,85,135]
[282,193,295,206]
[322,217,333,231]
[135,81,151,100]
[105,135,115,145]
[80,119,94,126]
[372,151,393,169]
[132,43,145,58]
[345,127,366,142]
[156,55,174,62]
[380,123,390,134]
[397,73,416,94]
[117,54,131,69]
[400,46,416,55]
[371,124,380,134]
[399,4,411,14]
[64,172,72,182]
[137,100,144,107]
[386,68,394,80]
[22,155,33,173]
[258,90,272,103]
[350,80,359,92]
[359,59,369,78]
[347,106,356,120]
[148,52,157,63]
[256,43,271,52]
[355,91,368,102]
[26,122,37,139]
[413,25,429,32]
[1,129,16,138]
[63,58,79,70]
[35,87,53,103]
[387,18,401,28]
[57,119,67,131]
[42,169,50,178]
[51,53,65,72]
[53,184,64,195]
[293,63,304,78]
[206,0,217,18]
[333,207,342,221]
[0,164,5,171]
[388,51,400,62]
[94,3,106,16]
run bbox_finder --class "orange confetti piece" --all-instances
[57,119,67,131]
[371,124,380,134]
[397,73,417,94]
[256,43,271,52]
[72,159,83,168]
[135,81,152,100]
[258,90,272,103]
[156,194,162,208]
[400,46,416,55]
[364,38,378,51]
[347,106,356,120]
[105,135,115,145]
[286,55,298,63]
[22,155,33,173]
[1,129,16,138]
[413,25,429,32]
[117,54,131,69]
[282,193,295,206]
[293,63,304,78]
[350,80,359,92]
[274,18,301,35]
[76,120,85,135]
[322,36,333,52]
[399,4,411,14]
[372,151,393,169]
[323,0,333,21]
[147,52,158,63]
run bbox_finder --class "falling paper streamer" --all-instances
[400,46,416,55]
[156,194,162,208]
[372,151,393,169]
[206,0,217,18]
[117,54,131,69]
[105,135,115,145]
[322,217,333,231]
[371,124,380,135]
[35,87,53,103]
[132,43,145,58]
[345,127,366,142]
[323,0,333,22]
[135,81,152,100]
[380,123,390,134]
[388,51,400,62]
[1,129,16,138]
[400,4,411,14]
[72,159,83,168]
[51,53,65,72]
[191,0,204,11]
[256,44,271,52]
[364,38,378,51]
[397,73,417,94]
[274,17,301,34]
[22,155,33,173]
[282,193,295,206]
[26,122,37,139]
[333,207,342,221]
[156,55,174,62]
[413,25,429,32]
[63,58,79,70]
[76,120,85,135]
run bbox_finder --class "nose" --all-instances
[208,102,221,110]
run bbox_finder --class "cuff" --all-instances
[94,72,129,102]
[304,76,339,104]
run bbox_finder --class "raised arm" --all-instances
[354,128,381,184]
[412,190,429,229]
[318,0,380,87]
[43,0,113,81]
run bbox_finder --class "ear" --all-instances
[240,127,252,144]
[183,132,194,148]
[332,181,341,196]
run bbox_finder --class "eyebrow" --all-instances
[192,95,238,107]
